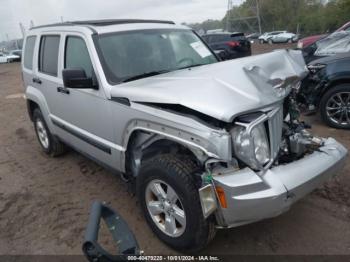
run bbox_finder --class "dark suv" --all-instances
[202,33,251,60]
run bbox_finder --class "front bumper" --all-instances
[212,138,347,228]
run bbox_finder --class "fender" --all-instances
[25,85,54,130]
[120,119,232,174]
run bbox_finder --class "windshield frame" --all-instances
[92,28,219,85]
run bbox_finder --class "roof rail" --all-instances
[31,19,175,30]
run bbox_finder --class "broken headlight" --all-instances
[231,123,270,170]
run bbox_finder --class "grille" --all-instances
[267,106,284,161]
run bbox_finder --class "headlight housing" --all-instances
[231,123,270,170]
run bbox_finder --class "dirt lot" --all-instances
[0,43,350,256]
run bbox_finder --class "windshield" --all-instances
[315,31,350,56]
[96,29,217,84]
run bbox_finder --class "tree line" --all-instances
[186,0,350,36]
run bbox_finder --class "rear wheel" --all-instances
[320,84,350,129]
[287,38,293,44]
[137,154,216,252]
[33,108,67,156]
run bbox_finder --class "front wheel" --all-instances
[268,39,273,45]
[137,154,216,252]
[320,84,350,129]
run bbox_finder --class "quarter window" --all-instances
[23,36,36,70]
[65,36,93,78]
[39,35,60,76]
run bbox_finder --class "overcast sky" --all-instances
[0,0,244,41]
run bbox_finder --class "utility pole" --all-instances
[226,0,233,32]
[226,0,262,33]
[256,0,262,34]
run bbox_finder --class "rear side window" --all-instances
[23,36,36,70]
[39,35,60,76]
[65,36,93,78]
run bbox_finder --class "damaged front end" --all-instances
[197,66,347,227]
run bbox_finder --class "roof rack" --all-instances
[31,19,175,30]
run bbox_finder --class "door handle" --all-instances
[57,86,70,95]
[32,77,42,84]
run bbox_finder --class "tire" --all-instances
[259,39,264,44]
[287,39,293,44]
[137,154,216,252]
[319,84,350,129]
[33,108,67,156]
[268,39,273,45]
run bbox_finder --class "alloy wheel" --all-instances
[35,119,50,149]
[145,179,186,237]
[326,92,350,126]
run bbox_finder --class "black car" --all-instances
[298,52,350,129]
[201,33,251,60]
[302,31,350,63]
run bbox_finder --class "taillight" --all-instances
[227,41,240,47]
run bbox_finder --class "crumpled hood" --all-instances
[110,49,308,122]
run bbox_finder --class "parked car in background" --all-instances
[269,32,298,43]
[0,53,20,63]
[302,30,350,63]
[0,53,7,63]
[0,52,20,63]
[246,32,260,42]
[9,50,22,61]
[201,32,251,60]
[298,52,350,129]
[258,31,284,43]
[297,21,350,49]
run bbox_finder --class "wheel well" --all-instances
[319,79,350,105]
[125,131,201,178]
[26,99,39,121]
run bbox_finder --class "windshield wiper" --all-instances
[177,63,206,70]
[121,70,170,83]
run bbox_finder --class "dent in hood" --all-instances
[110,49,308,122]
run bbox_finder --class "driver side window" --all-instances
[65,36,93,78]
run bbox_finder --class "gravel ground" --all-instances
[0,43,349,255]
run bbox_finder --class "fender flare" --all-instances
[25,86,54,130]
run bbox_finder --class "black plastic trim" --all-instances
[31,19,175,31]
[111,97,131,106]
[52,119,111,154]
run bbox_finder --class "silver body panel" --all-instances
[213,138,347,227]
[21,22,347,228]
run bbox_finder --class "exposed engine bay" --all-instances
[279,85,324,165]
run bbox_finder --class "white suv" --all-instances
[21,19,347,251]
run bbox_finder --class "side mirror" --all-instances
[214,50,228,61]
[62,68,97,89]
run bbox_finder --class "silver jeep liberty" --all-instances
[21,19,347,251]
